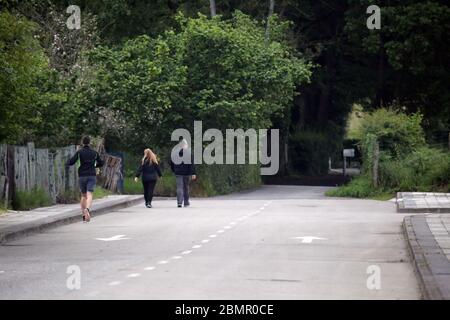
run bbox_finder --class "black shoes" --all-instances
[146,203,152,208]
[177,204,182,208]
[82,208,91,222]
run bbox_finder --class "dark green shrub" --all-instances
[325,175,376,198]
[123,164,261,197]
[289,130,341,175]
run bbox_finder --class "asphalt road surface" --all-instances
[0,185,420,299]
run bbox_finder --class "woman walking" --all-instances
[135,149,162,208]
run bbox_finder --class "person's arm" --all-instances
[155,164,162,178]
[169,158,175,173]
[66,151,79,167]
[135,164,143,178]
[95,152,104,168]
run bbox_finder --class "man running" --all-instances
[67,136,104,222]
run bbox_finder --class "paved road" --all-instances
[0,186,420,299]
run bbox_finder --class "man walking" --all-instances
[67,136,104,222]
[170,139,196,208]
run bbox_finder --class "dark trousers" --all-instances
[143,180,157,205]
[176,175,191,206]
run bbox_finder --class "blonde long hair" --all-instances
[142,148,158,165]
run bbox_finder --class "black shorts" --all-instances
[79,176,96,194]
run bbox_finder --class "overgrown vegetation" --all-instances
[327,109,450,198]
[12,188,52,211]
[1,1,449,202]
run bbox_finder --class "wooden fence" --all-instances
[0,142,122,208]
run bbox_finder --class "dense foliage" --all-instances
[73,12,311,151]
[327,109,449,198]
[1,0,449,181]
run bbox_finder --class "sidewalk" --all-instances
[403,213,450,300]
[0,195,143,243]
[397,192,450,213]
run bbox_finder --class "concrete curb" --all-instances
[403,215,450,300]
[0,195,144,244]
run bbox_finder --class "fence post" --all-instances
[27,142,36,191]
[372,141,380,188]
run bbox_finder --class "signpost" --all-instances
[343,148,355,176]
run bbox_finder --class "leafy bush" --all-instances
[379,147,450,192]
[357,108,425,160]
[329,146,450,198]
[329,108,449,198]
[192,164,261,196]
[13,188,52,211]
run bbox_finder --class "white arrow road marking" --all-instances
[291,236,328,243]
[95,235,130,241]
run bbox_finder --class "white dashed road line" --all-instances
[127,273,141,278]
[96,202,272,296]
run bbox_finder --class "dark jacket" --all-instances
[169,149,196,176]
[67,145,104,177]
[136,160,162,182]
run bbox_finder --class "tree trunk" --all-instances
[210,0,216,17]
[265,0,275,40]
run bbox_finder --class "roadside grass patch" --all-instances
[93,187,113,199]
[13,188,52,211]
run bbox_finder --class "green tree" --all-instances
[76,12,311,151]
[0,11,47,143]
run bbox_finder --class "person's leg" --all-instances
[143,181,150,205]
[183,176,190,206]
[80,193,87,212]
[79,177,88,221]
[147,180,157,206]
[176,175,183,207]
[83,176,96,221]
